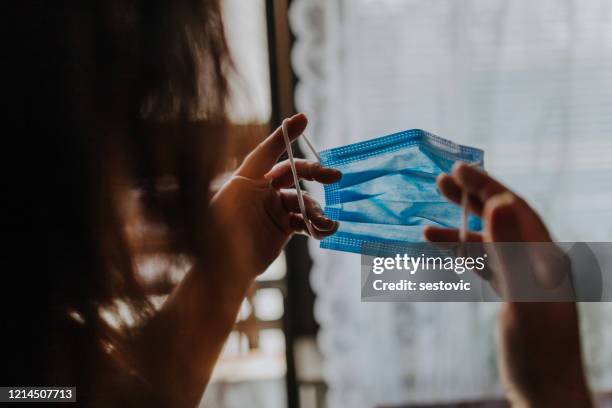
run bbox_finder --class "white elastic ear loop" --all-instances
[282,119,320,237]
[301,133,321,162]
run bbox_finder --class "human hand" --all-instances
[424,162,552,244]
[424,163,592,407]
[210,113,340,276]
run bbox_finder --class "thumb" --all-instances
[483,192,551,243]
[484,192,567,296]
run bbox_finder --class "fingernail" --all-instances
[314,215,336,231]
[321,167,342,179]
[493,191,517,207]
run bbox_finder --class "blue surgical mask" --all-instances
[317,129,484,255]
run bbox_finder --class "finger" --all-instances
[483,271,502,295]
[483,192,551,243]
[424,227,496,285]
[484,191,562,292]
[436,173,462,204]
[437,174,484,216]
[237,113,308,179]
[266,159,342,189]
[483,193,523,243]
[474,266,495,283]
[483,192,561,298]
[451,163,509,204]
[481,192,536,299]
[289,213,310,236]
[279,190,338,232]
[452,164,551,242]
[423,226,483,243]
[288,213,339,239]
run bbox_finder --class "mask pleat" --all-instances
[319,129,484,255]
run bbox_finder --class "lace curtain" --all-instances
[289,0,612,406]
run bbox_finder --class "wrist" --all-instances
[166,260,253,337]
[516,385,592,408]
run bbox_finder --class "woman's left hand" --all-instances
[210,113,341,275]
[424,164,591,407]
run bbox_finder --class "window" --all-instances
[291,0,612,406]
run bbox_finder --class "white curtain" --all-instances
[290,0,612,406]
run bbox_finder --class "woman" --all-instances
[425,164,593,407]
[7,2,592,407]
[5,1,339,406]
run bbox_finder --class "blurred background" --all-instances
[201,0,612,407]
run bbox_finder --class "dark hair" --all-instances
[5,0,232,394]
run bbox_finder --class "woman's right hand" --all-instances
[210,113,340,278]
[425,163,592,407]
